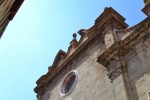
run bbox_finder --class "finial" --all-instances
[73,33,77,40]
[48,66,52,70]
[78,29,88,36]
[104,7,109,11]
[144,0,150,4]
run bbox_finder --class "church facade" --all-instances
[0,0,24,38]
[34,1,150,100]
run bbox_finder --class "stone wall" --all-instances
[41,38,127,100]
[127,43,150,100]
[35,7,150,100]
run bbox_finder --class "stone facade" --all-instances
[34,2,150,100]
[0,0,24,38]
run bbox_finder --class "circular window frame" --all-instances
[60,70,78,97]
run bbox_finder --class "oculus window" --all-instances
[60,70,78,97]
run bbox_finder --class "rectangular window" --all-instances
[147,91,150,100]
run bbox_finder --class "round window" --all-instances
[60,70,78,97]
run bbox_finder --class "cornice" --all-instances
[95,7,128,29]
[97,17,150,81]
[34,7,133,95]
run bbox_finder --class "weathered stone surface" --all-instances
[35,5,150,100]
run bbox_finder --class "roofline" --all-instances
[34,7,129,95]
[9,0,24,20]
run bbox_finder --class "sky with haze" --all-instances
[0,0,146,100]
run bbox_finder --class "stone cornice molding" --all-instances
[52,50,67,68]
[97,17,150,81]
[95,7,128,28]
[34,7,132,95]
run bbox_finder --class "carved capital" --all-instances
[107,62,122,81]
[97,51,122,81]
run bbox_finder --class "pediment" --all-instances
[95,7,128,29]
[52,50,67,68]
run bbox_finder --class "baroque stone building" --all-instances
[34,1,150,100]
[0,0,24,38]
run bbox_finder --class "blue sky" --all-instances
[0,0,146,100]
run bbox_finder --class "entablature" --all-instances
[97,17,150,82]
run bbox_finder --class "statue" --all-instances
[144,0,150,4]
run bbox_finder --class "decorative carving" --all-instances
[34,7,150,97]
[97,50,122,81]
[52,50,67,68]
[104,33,114,48]
[78,29,89,44]
[107,62,122,82]
[67,33,79,56]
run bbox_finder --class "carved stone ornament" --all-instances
[97,50,122,82]
[107,62,122,82]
